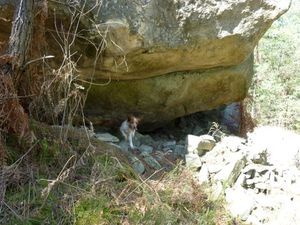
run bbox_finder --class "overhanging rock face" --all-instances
[81,0,289,126]
[0,0,290,126]
[78,0,290,80]
[85,55,253,126]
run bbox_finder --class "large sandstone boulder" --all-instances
[85,56,253,126]
[78,0,290,79]
[71,0,290,126]
[0,0,290,126]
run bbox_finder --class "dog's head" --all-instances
[127,115,140,130]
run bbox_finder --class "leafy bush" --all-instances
[250,0,300,131]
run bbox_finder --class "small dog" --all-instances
[120,115,140,149]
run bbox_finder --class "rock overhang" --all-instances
[0,0,291,127]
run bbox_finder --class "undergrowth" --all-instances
[0,121,232,225]
[250,0,300,132]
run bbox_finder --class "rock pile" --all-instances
[187,126,300,225]
[94,130,185,175]
[93,122,300,225]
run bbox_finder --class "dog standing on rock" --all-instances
[120,115,140,149]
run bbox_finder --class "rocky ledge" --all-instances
[0,0,290,125]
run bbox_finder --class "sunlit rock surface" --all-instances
[0,0,290,125]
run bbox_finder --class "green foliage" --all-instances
[250,1,300,131]
[73,164,228,225]
[39,139,60,163]
[75,195,119,225]
[4,180,72,225]
[3,121,232,225]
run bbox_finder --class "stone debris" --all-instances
[140,152,162,170]
[186,135,201,154]
[225,187,256,221]
[134,132,156,147]
[247,126,300,168]
[97,125,300,225]
[185,153,202,171]
[95,132,119,142]
[186,134,216,155]
[210,181,223,200]
[196,163,209,184]
[174,145,186,157]
[185,126,300,225]
[220,135,245,152]
[207,164,224,174]
[162,140,177,150]
[128,154,145,175]
[197,135,216,156]
[213,154,246,186]
[118,140,129,151]
[139,144,154,154]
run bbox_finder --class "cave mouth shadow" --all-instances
[143,103,241,142]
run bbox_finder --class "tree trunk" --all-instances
[0,0,34,141]
[0,0,35,209]
[9,0,34,69]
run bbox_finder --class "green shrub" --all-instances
[250,1,300,132]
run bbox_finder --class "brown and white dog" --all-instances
[120,115,140,149]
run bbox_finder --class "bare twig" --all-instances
[22,55,55,69]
